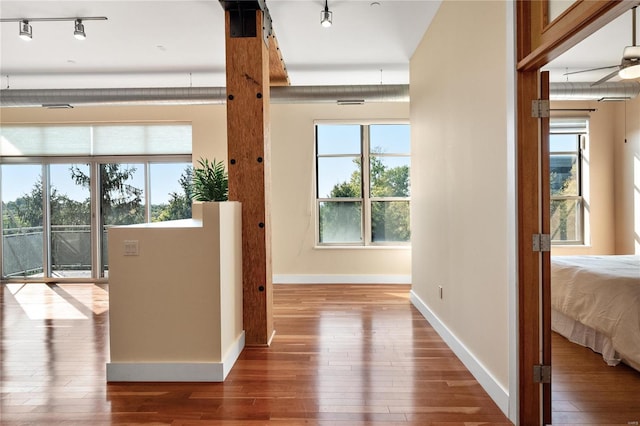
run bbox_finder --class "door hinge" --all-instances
[531,99,550,118]
[532,234,551,252]
[533,364,551,383]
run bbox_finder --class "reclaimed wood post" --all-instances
[222,2,273,346]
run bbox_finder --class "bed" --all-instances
[551,255,640,372]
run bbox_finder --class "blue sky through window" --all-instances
[316,123,410,199]
[2,162,189,205]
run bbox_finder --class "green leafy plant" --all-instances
[192,158,228,202]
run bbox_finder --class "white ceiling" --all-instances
[0,1,637,91]
[544,8,640,84]
[0,0,439,90]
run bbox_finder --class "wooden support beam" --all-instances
[269,33,289,86]
[223,6,273,346]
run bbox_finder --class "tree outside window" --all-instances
[316,123,410,246]
[549,120,586,245]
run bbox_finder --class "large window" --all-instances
[0,124,192,280]
[316,123,410,246]
[549,118,587,245]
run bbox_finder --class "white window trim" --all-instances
[314,120,411,248]
[549,119,588,246]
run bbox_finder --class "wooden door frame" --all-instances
[516,1,638,424]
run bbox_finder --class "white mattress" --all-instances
[551,255,640,371]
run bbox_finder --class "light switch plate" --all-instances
[124,240,139,256]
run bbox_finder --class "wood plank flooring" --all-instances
[1,283,512,425]
[551,331,640,425]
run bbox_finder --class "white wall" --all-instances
[0,101,412,281]
[271,103,411,283]
[614,95,640,254]
[409,0,512,416]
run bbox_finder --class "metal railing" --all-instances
[2,225,92,277]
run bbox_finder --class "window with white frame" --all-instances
[315,123,410,246]
[549,118,587,245]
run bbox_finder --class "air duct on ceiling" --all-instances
[550,81,640,101]
[0,87,228,108]
[0,85,410,107]
[1,82,637,107]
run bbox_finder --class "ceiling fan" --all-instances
[565,6,640,86]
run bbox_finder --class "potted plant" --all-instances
[192,158,228,202]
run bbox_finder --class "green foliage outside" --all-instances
[2,164,195,231]
[72,164,144,226]
[550,159,579,241]
[320,154,410,243]
[2,180,91,230]
[153,166,193,222]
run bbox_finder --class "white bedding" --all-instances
[551,255,640,371]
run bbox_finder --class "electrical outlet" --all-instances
[124,240,139,256]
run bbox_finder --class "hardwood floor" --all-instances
[551,331,640,425]
[1,283,512,425]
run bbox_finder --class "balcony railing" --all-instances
[2,225,94,278]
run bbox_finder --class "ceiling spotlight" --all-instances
[321,0,332,28]
[74,19,86,40]
[19,20,32,41]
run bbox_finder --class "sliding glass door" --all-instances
[1,159,191,281]
[1,164,44,278]
[99,162,145,277]
[49,163,92,278]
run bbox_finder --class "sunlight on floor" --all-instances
[5,283,107,319]
[58,283,109,315]
[385,291,410,299]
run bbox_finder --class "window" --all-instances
[0,124,192,280]
[549,118,587,245]
[316,123,410,246]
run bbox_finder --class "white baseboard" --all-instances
[107,331,245,382]
[409,290,510,417]
[222,331,245,379]
[273,274,411,284]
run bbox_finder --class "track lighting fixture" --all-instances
[19,20,32,41]
[0,16,107,41]
[74,19,86,40]
[321,0,332,28]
